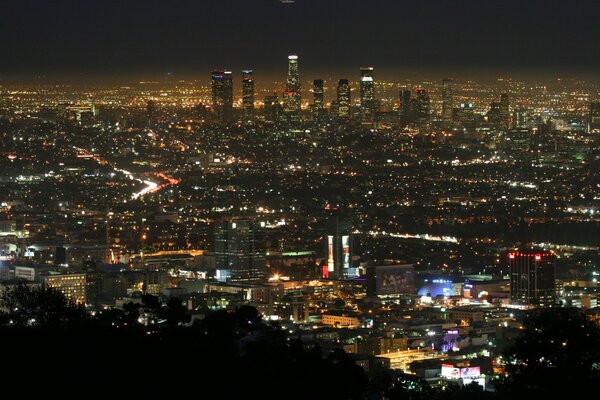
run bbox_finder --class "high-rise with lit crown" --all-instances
[284,55,301,123]
[211,70,233,123]
[215,219,265,283]
[359,66,375,121]
[442,78,454,126]
[508,250,556,307]
[337,79,351,121]
[242,69,254,120]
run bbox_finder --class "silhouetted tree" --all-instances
[497,308,600,397]
[0,284,86,327]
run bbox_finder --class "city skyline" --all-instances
[1,1,598,397]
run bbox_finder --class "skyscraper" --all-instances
[211,70,233,123]
[399,90,412,126]
[499,93,510,129]
[509,250,556,307]
[359,66,376,121]
[264,93,281,124]
[215,219,266,283]
[146,100,156,128]
[442,78,454,126]
[242,69,254,120]
[312,79,324,121]
[589,101,600,133]
[337,79,351,121]
[415,89,431,126]
[284,55,301,123]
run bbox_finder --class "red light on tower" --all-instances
[509,253,515,259]
[535,255,542,261]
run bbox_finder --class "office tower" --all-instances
[487,101,501,125]
[442,78,454,126]
[337,79,351,121]
[589,101,600,133]
[46,273,87,304]
[457,102,475,126]
[399,90,412,126]
[359,66,376,121]
[146,100,156,128]
[324,208,354,279]
[312,79,324,121]
[499,93,510,129]
[415,89,431,125]
[215,219,266,283]
[211,70,233,123]
[242,70,254,120]
[284,55,301,123]
[508,250,556,307]
[264,93,281,123]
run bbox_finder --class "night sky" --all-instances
[2,0,599,77]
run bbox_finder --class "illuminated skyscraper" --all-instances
[264,93,281,124]
[508,250,556,307]
[312,79,324,121]
[589,101,600,133]
[146,99,156,128]
[284,55,301,123]
[215,219,265,283]
[442,78,454,126]
[399,90,412,126]
[211,70,233,123]
[242,69,254,120]
[415,89,431,126]
[359,66,376,121]
[337,79,351,121]
[499,93,510,129]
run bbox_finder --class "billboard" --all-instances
[375,264,415,295]
[342,235,350,270]
[441,365,481,379]
[327,235,334,272]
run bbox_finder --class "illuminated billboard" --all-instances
[342,235,350,270]
[375,264,415,295]
[441,364,481,379]
[327,235,334,272]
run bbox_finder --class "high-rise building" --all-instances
[359,66,376,121]
[211,70,233,123]
[456,102,475,125]
[337,79,351,121]
[146,100,157,128]
[588,101,600,133]
[284,55,301,123]
[215,219,265,283]
[415,89,431,126]
[312,79,324,121]
[242,70,254,120]
[264,94,281,123]
[324,208,354,279]
[499,93,510,129]
[508,250,556,307]
[46,273,87,304]
[442,79,454,126]
[487,101,501,125]
[399,90,412,126]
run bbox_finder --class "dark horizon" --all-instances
[2,0,600,77]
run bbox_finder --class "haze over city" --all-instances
[0,1,598,398]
